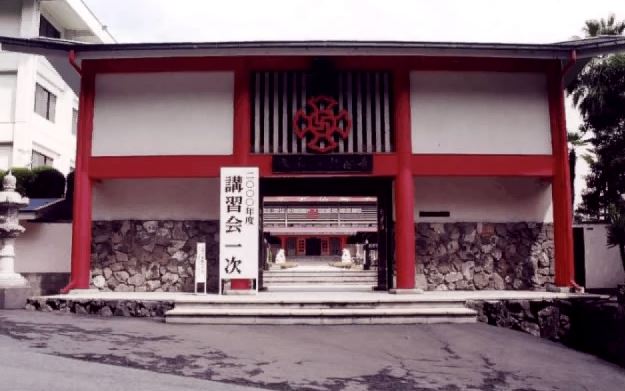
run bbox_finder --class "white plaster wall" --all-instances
[0,0,22,37]
[414,177,553,223]
[410,71,552,154]
[15,222,72,273]
[581,224,625,289]
[92,72,234,157]
[0,73,16,124]
[92,178,220,220]
[0,145,12,170]
[0,73,17,149]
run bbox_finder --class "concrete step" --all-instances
[263,271,378,278]
[263,272,377,274]
[264,277,377,284]
[171,299,468,309]
[264,284,376,292]
[165,306,477,324]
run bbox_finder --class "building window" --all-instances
[34,84,56,122]
[72,109,78,135]
[39,16,61,39]
[32,150,54,168]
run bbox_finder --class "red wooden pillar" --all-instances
[340,236,347,249]
[62,66,95,293]
[393,70,416,290]
[280,236,287,250]
[297,237,306,256]
[321,237,329,256]
[548,63,574,287]
[231,66,253,290]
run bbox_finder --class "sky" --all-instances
[83,0,625,43]
[82,0,625,207]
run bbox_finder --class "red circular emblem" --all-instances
[293,96,352,153]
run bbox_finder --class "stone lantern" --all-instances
[0,171,30,309]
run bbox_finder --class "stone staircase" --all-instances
[262,269,378,291]
[164,293,478,325]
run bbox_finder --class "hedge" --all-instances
[4,167,35,196]
[30,167,66,198]
[0,167,66,198]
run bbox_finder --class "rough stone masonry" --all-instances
[90,220,219,293]
[416,222,554,291]
[90,220,554,292]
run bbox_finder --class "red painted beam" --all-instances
[411,154,554,177]
[88,154,396,179]
[334,56,549,73]
[85,57,243,73]
[548,62,574,287]
[248,154,398,177]
[89,155,236,179]
[84,56,550,74]
[89,154,555,179]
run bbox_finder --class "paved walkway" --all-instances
[0,337,259,391]
[1,310,624,390]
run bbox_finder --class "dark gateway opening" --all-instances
[259,177,394,291]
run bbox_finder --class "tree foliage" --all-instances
[567,15,625,220]
[583,13,625,37]
[606,201,625,274]
[568,131,590,211]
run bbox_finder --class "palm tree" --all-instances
[569,14,625,134]
[583,13,625,37]
[567,15,625,221]
[567,131,590,213]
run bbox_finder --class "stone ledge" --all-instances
[467,297,625,368]
[25,297,174,317]
[0,286,32,309]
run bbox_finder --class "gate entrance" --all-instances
[305,238,322,256]
[259,177,393,291]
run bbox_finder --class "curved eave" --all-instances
[0,36,603,59]
[2,36,624,94]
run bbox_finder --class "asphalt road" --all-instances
[1,310,624,391]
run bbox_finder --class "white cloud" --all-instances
[84,0,625,43]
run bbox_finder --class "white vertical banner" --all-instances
[194,242,207,294]
[219,167,259,293]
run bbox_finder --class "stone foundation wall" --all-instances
[26,297,175,317]
[468,298,625,368]
[91,220,219,292]
[416,222,554,291]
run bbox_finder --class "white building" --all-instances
[0,0,113,175]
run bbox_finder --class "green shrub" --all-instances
[30,166,66,198]
[65,170,74,199]
[6,167,35,196]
